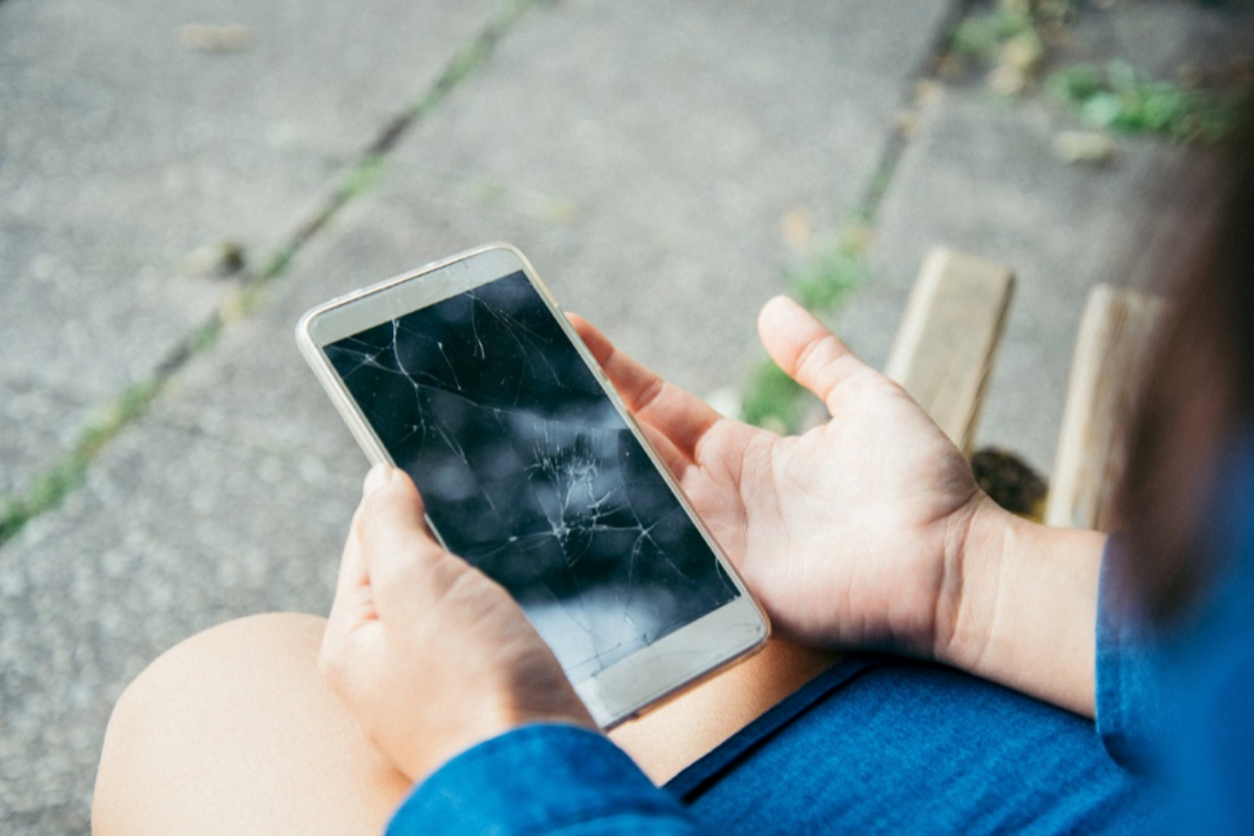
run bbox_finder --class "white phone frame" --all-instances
[296,242,769,728]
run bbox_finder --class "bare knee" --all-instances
[93,613,409,836]
[99,612,328,739]
[102,612,325,728]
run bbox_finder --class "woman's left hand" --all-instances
[319,464,595,783]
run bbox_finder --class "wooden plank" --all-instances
[1045,284,1165,530]
[885,247,1016,455]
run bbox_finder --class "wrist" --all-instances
[932,492,1014,672]
[933,493,1105,716]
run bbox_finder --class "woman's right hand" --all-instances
[573,296,984,659]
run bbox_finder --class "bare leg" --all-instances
[92,613,411,836]
[93,613,839,834]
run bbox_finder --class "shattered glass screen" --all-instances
[325,271,738,680]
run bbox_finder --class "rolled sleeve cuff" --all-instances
[388,724,703,836]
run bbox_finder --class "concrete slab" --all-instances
[842,88,1180,474]
[388,0,960,396]
[0,210,232,398]
[0,0,514,161]
[0,0,511,501]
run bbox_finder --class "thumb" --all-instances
[757,295,873,413]
[354,465,451,621]
[329,464,395,608]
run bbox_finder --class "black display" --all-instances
[326,272,737,679]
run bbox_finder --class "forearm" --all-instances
[939,495,1105,718]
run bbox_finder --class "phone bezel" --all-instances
[296,242,769,728]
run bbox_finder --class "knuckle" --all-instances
[635,375,666,413]
[794,333,837,379]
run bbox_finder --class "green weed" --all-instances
[950,5,1036,64]
[1049,61,1240,143]
[740,360,809,434]
[947,1,1080,94]
[794,229,873,312]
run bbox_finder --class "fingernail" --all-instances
[363,463,391,496]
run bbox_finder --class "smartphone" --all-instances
[296,243,768,728]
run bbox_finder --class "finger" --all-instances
[354,466,450,620]
[326,465,391,628]
[570,313,689,474]
[323,465,395,675]
[757,295,871,413]
[567,314,722,464]
[566,313,613,368]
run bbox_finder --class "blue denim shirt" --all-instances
[1154,433,1254,834]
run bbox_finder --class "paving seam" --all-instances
[854,0,971,225]
[0,0,551,547]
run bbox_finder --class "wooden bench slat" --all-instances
[885,247,1016,455]
[1045,283,1165,531]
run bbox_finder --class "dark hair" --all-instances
[1116,110,1254,623]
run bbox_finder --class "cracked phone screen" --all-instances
[325,271,738,680]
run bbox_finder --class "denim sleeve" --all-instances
[1095,535,1163,773]
[387,724,705,836]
